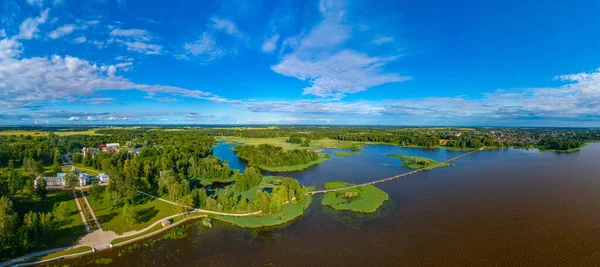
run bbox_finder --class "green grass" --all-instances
[321,181,389,213]
[12,190,87,250]
[61,164,102,176]
[255,154,330,172]
[334,151,361,157]
[214,196,312,228]
[386,154,454,170]
[39,246,92,260]
[111,223,164,244]
[85,191,179,234]
[74,191,97,230]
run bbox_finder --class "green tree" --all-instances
[121,204,137,225]
[63,172,79,189]
[0,196,20,258]
[53,202,70,223]
[35,178,47,201]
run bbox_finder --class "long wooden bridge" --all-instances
[308,147,485,195]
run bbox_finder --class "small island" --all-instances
[233,144,329,172]
[387,154,454,170]
[333,151,361,157]
[321,181,389,213]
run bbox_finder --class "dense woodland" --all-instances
[233,144,325,168]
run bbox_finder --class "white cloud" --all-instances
[0,38,22,60]
[261,34,279,53]
[272,0,408,98]
[26,0,45,8]
[48,24,76,39]
[121,41,162,55]
[67,116,79,121]
[109,28,163,55]
[272,50,410,98]
[210,17,245,39]
[0,38,236,110]
[372,36,393,45]
[18,9,49,40]
[73,36,86,43]
[109,28,152,42]
[182,32,224,62]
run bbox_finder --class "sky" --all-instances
[1,0,600,126]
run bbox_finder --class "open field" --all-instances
[85,192,179,234]
[218,136,371,151]
[12,190,87,250]
[321,181,389,213]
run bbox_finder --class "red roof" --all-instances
[98,144,106,147]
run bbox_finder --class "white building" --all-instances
[106,143,120,148]
[98,173,110,183]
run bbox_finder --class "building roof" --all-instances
[57,172,66,179]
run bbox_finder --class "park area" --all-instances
[12,190,87,250]
[84,189,179,234]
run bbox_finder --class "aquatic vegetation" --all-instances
[321,181,389,213]
[386,154,454,170]
[94,258,113,265]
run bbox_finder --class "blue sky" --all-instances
[1,0,600,126]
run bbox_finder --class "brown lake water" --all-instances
[53,143,600,266]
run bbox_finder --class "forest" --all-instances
[233,144,327,170]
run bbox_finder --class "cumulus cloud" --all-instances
[272,0,408,99]
[0,37,236,111]
[261,34,279,53]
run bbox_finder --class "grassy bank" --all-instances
[321,181,388,213]
[218,136,368,151]
[214,196,312,228]
[255,154,330,172]
[386,154,454,170]
[111,224,164,244]
[39,246,92,261]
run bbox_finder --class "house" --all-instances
[43,172,66,186]
[78,173,90,186]
[161,219,171,227]
[106,143,120,148]
[98,173,110,183]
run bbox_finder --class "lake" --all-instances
[55,142,600,266]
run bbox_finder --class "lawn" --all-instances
[12,190,87,250]
[321,181,389,213]
[85,191,179,234]
[61,164,102,176]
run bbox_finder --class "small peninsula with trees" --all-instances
[387,154,454,170]
[233,144,329,172]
